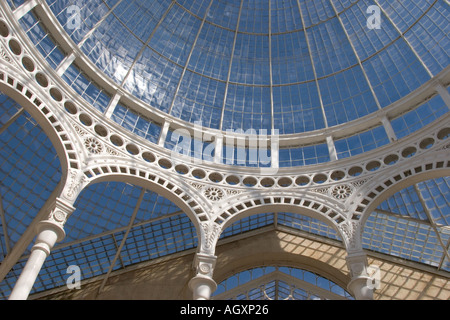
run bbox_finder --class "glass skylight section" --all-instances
[279,143,330,167]
[18,11,65,69]
[364,178,450,272]
[111,104,162,144]
[363,212,448,271]
[335,125,389,159]
[61,64,111,113]
[391,94,448,140]
[0,96,61,255]
[213,266,353,300]
[33,0,448,141]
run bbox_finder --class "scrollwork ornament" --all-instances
[65,170,88,201]
[201,222,221,253]
[339,220,358,250]
[0,47,11,63]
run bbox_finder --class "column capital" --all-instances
[38,197,76,242]
[193,252,217,279]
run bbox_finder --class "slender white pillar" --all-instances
[158,119,172,147]
[213,135,223,164]
[9,198,74,300]
[9,226,61,300]
[435,82,450,110]
[104,91,123,119]
[380,115,397,142]
[326,135,338,161]
[56,52,77,77]
[189,276,217,300]
[188,253,217,300]
[346,252,375,300]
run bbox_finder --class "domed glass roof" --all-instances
[45,0,448,134]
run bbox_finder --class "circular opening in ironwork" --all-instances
[35,72,48,87]
[401,146,417,158]
[313,173,327,184]
[419,137,434,150]
[22,56,35,72]
[366,160,381,171]
[331,170,345,181]
[437,127,450,140]
[175,164,189,174]
[79,113,93,126]
[110,134,123,147]
[50,87,63,101]
[260,177,275,187]
[209,172,223,183]
[226,175,240,185]
[8,39,21,55]
[64,101,77,115]
[295,176,310,186]
[278,177,292,187]
[384,154,399,165]
[126,144,139,155]
[243,176,257,187]
[142,152,155,163]
[0,20,9,37]
[158,158,172,169]
[94,124,108,137]
[348,166,363,177]
[192,169,206,179]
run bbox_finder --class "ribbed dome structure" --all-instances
[45,0,447,134]
[0,0,448,301]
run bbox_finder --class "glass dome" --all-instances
[36,0,449,134]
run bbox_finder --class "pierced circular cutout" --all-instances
[401,146,416,158]
[366,160,381,172]
[260,177,275,188]
[142,152,155,163]
[278,177,292,187]
[94,124,108,137]
[8,39,21,55]
[110,134,123,147]
[331,170,345,181]
[348,166,363,177]
[49,87,63,101]
[192,169,206,179]
[419,137,434,150]
[35,72,48,87]
[175,164,189,175]
[313,173,327,184]
[384,154,399,165]
[158,158,172,169]
[22,56,35,72]
[79,113,93,126]
[64,101,77,115]
[437,128,450,140]
[226,175,240,185]
[295,176,310,186]
[0,20,9,37]
[126,144,139,155]
[243,176,257,187]
[209,172,223,183]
